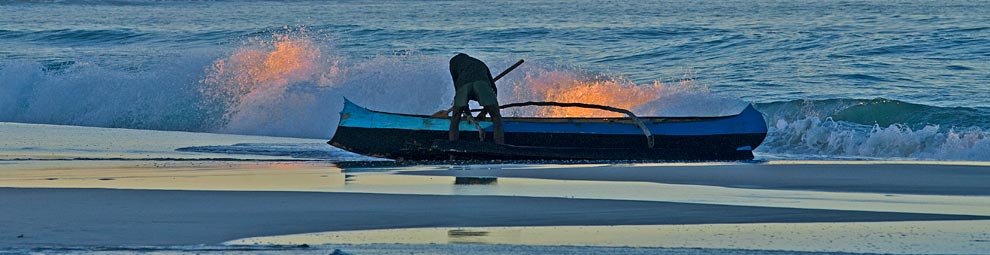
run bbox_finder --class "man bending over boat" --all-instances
[448,53,505,144]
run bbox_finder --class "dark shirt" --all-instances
[449,53,497,94]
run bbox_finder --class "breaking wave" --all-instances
[755,99,990,161]
[2,30,989,161]
[0,30,740,138]
[756,98,990,129]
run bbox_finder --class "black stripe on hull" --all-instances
[329,126,765,161]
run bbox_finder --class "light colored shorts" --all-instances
[453,80,498,107]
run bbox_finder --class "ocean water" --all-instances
[2,0,989,161]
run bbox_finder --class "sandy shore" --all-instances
[401,162,990,195]
[229,221,990,254]
[2,160,990,253]
[2,187,986,247]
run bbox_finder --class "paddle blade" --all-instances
[430,110,450,118]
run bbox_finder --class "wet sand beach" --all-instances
[6,187,983,247]
[402,161,990,196]
[2,160,989,254]
[2,123,989,254]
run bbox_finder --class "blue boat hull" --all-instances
[329,100,768,161]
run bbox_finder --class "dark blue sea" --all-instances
[2,0,989,161]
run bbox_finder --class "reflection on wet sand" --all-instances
[447,229,497,244]
[454,176,498,185]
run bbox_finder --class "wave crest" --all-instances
[760,116,990,161]
[757,98,990,129]
[754,98,990,160]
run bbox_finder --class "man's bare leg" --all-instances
[485,105,504,144]
[449,107,463,141]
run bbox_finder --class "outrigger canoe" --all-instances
[328,99,767,161]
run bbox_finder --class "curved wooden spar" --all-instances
[474,101,655,148]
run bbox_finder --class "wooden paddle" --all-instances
[432,59,525,118]
[493,59,525,82]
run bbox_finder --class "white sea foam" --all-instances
[2,31,740,139]
[0,54,218,131]
[759,117,990,161]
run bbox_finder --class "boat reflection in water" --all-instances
[454,176,498,185]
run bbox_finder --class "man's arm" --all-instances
[449,61,459,86]
[486,66,497,94]
[479,65,496,120]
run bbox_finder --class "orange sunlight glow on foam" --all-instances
[200,31,701,121]
[205,34,323,96]
[199,32,343,131]
[201,33,338,103]
[513,70,694,117]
